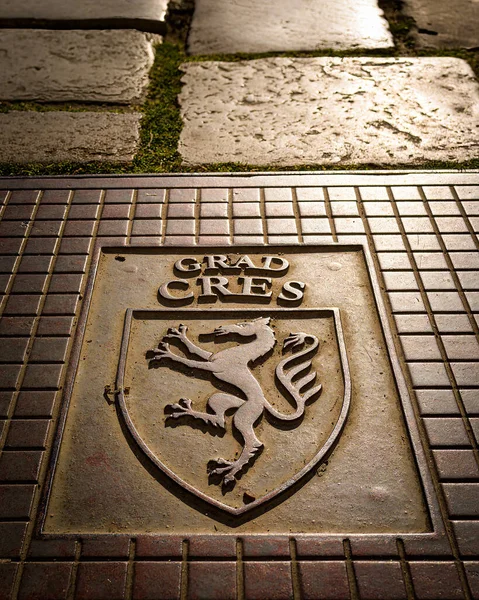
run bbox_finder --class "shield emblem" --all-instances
[116,308,350,516]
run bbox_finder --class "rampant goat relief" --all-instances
[116,309,351,515]
[148,318,322,486]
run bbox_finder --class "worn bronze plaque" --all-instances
[42,245,431,534]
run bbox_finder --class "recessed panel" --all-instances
[44,246,430,534]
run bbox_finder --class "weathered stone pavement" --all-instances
[0,112,142,163]
[0,25,158,163]
[0,0,169,30]
[0,0,478,167]
[0,1,164,163]
[187,0,393,54]
[0,30,160,104]
[403,0,479,49]
[179,57,479,166]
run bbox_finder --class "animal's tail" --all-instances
[265,333,322,421]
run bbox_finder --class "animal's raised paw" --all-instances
[148,345,168,363]
[209,465,232,477]
[165,324,188,339]
[208,458,240,484]
[153,341,171,354]
[214,458,233,467]
[166,397,193,417]
[149,342,177,363]
[178,397,192,409]
[208,458,233,476]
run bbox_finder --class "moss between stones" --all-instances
[1,2,479,176]
[377,0,416,50]
[0,102,132,114]
[133,42,184,173]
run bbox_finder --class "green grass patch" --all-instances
[133,42,185,173]
[0,101,131,114]
[2,158,478,178]
[377,0,416,50]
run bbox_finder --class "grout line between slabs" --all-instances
[259,188,268,244]
[343,539,359,600]
[322,187,337,242]
[291,188,304,244]
[0,190,10,220]
[228,188,234,246]
[450,186,479,252]
[15,554,479,563]
[289,537,301,600]
[125,189,138,244]
[125,538,136,600]
[397,538,416,600]
[161,189,170,246]
[236,538,244,600]
[180,539,189,600]
[66,540,82,600]
[194,188,201,245]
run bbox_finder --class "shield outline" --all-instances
[116,307,351,516]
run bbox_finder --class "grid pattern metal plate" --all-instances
[0,171,478,600]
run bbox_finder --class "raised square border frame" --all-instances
[37,241,446,553]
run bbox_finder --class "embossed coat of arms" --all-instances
[116,309,350,515]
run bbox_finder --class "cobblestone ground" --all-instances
[0,1,479,599]
[0,0,478,169]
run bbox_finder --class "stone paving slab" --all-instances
[403,0,479,49]
[0,112,142,164]
[0,0,169,32]
[179,57,479,166]
[187,0,393,54]
[0,30,160,104]
[0,171,478,599]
